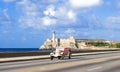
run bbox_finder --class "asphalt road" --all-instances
[0,51,120,72]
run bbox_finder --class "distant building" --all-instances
[76,39,106,43]
[40,31,106,49]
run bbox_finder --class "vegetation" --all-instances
[109,43,120,48]
[87,42,109,47]
[87,42,120,48]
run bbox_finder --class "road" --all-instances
[0,51,120,72]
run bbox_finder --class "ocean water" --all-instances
[0,48,52,53]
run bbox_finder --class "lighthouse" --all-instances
[52,31,56,42]
[52,31,57,48]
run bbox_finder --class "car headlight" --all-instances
[50,52,53,55]
[60,52,63,54]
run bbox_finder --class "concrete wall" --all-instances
[0,52,50,58]
[0,48,120,58]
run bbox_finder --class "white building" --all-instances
[40,31,78,49]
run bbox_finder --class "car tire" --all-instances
[68,53,71,59]
[51,56,54,60]
[61,54,65,59]
[68,55,71,59]
[58,56,61,60]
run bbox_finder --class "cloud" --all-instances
[16,0,103,30]
[67,10,76,21]
[0,9,11,26]
[17,0,77,29]
[16,0,38,16]
[37,0,58,4]
[3,9,10,20]
[105,16,120,29]
[116,0,120,9]
[56,28,76,38]
[17,0,42,29]
[88,14,102,29]
[2,0,15,2]
[65,28,75,34]
[43,5,76,26]
[17,0,57,29]
[42,16,56,26]
[69,0,102,8]
[19,16,43,29]
[43,5,55,17]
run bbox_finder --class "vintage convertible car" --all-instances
[50,48,71,60]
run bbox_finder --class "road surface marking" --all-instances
[87,66,102,71]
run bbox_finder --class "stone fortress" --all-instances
[40,31,106,49]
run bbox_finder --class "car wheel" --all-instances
[68,53,71,59]
[58,56,61,60]
[61,54,65,59]
[51,56,54,60]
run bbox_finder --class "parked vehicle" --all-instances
[50,48,71,60]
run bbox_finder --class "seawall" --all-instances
[0,48,120,58]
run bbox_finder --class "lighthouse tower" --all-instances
[52,31,57,48]
[52,31,56,42]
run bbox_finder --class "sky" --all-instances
[0,0,120,48]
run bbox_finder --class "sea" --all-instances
[0,48,52,53]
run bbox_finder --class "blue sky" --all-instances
[0,0,120,48]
